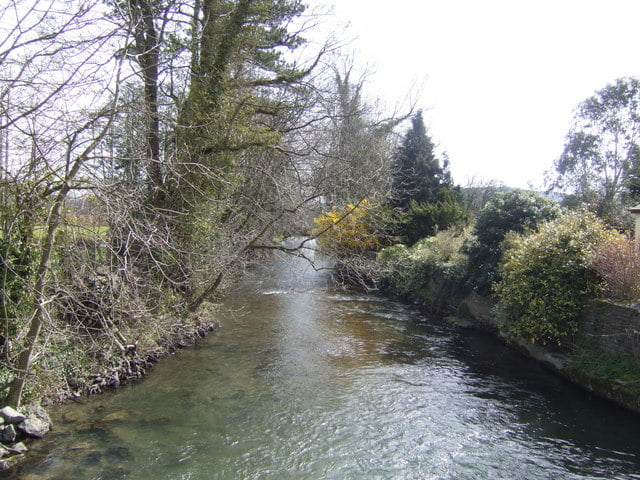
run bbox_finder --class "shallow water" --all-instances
[8,250,640,479]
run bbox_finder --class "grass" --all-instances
[572,351,640,394]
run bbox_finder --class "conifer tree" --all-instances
[391,110,451,210]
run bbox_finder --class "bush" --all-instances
[495,211,615,346]
[399,188,469,245]
[592,235,640,301]
[377,226,469,300]
[311,200,383,258]
[464,189,560,294]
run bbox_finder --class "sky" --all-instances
[305,0,640,189]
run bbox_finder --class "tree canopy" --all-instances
[464,189,560,294]
[550,77,640,225]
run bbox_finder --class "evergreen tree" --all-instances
[391,110,451,210]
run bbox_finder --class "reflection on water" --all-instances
[8,246,640,479]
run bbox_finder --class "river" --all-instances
[7,246,640,479]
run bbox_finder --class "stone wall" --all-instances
[577,300,640,359]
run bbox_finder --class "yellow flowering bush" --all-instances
[311,200,381,257]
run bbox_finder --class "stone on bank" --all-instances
[0,405,52,471]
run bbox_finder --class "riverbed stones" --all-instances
[0,453,25,471]
[0,406,26,424]
[1,425,17,443]
[0,443,27,471]
[0,404,50,471]
[18,416,50,438]
[7,442,27,455]
[18,405,52,438]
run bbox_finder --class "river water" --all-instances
[7,247,640,479]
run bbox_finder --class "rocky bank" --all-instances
[0,405,52,471]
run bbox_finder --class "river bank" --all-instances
[408,282,640,416]
[0,309,218,472]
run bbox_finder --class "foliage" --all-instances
[549,77,640,226]
[0,181,42,343]
[0,223,37,337]
[591,235,640,301]
[495,210,616,346]
[171,0,308,210]
[464,189,560,294]
[311,200,382,257]
[0,0,413,406]
[376,226,469,300]
[573,351,640,394]
[399,188,469,245]
[391,110,452,210]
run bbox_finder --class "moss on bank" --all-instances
[1,304,219,406]
[572,352,640,396]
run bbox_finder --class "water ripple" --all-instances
[7,258,640,479]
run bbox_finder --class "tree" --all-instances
[112,0,169,196]
[391,110,452,210]
[462,177,505,216]
[315,60,404,206]
[549,77,640,226]
[401,188,468,245]
[464,189,560,294]
[153,0,326,301]
[101,0,330,309]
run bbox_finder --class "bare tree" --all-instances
[312,58,410,207]
[0,0,126,406]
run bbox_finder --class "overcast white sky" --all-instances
[306,0,640,189]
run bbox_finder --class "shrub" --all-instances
[311,200,382,257]
[495,210,615,346]
[377,226,469,300]
[399,188,469,245]
[464,189,560,294]
[592,235,640,301]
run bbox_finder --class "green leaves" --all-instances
[464,189,560,294]
[376,226,469,299]
[391,111,452,210]
[495,210,615,346]
[400,189,469,245]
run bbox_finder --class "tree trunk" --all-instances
[6,189,66,407]
[131,0,162,200]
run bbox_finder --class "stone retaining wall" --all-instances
[578,300,640,359]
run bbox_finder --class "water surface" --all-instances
[8,251,640,479]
